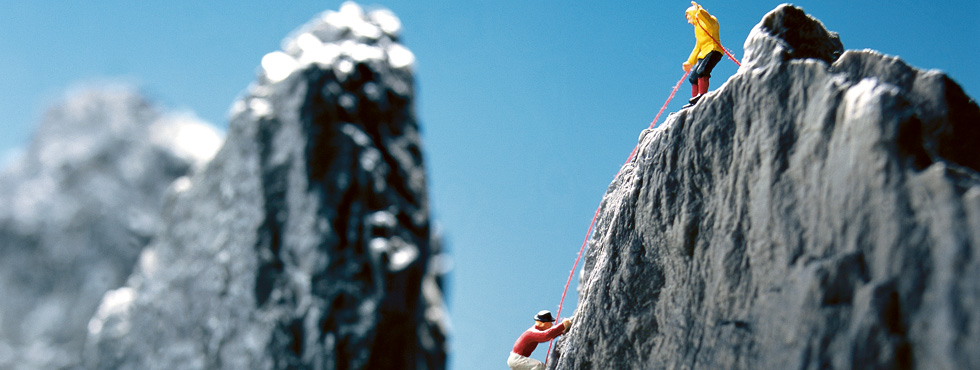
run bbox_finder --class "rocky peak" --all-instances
[84,3,447,370]
[742,4,843,68]
[550,4,979,369]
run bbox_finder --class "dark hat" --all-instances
[534,310,555,322]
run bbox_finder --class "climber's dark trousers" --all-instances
[690,51,723,97]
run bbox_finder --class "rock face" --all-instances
[551,4,980,370]
[0,85,221,370]
[84,3,448,370]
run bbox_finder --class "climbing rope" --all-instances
[649,71,692,135]
[543,11,741,366]
[543,70,691,366]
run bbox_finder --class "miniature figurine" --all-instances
[682,1,725,107]
[507,310,573,370]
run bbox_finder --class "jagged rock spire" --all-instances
[85,3,447,370]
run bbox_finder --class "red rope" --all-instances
[543,70,690,366]
[542,17,734,367]
[649,70,691,131]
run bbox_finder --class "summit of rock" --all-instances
[551,4,980,369]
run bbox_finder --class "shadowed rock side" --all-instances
[0,86,221,370]
[551,4,980,370]
[84,3,448,370]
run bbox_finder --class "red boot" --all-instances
[698,77,709,95]
[685,77,710,108]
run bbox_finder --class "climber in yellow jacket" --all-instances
[682,1,725,107]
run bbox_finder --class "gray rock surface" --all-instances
[0,85,221,370]
[551,4,980,369]
[84,3,448,370]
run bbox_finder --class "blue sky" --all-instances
[1,1,977,369]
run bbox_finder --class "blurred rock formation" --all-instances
[84,3,448,370]
[0,85,221,370]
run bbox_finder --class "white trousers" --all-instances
[507,352,545,370]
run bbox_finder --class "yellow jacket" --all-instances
[686,6,724,66]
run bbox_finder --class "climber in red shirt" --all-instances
[507,310,573,370]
